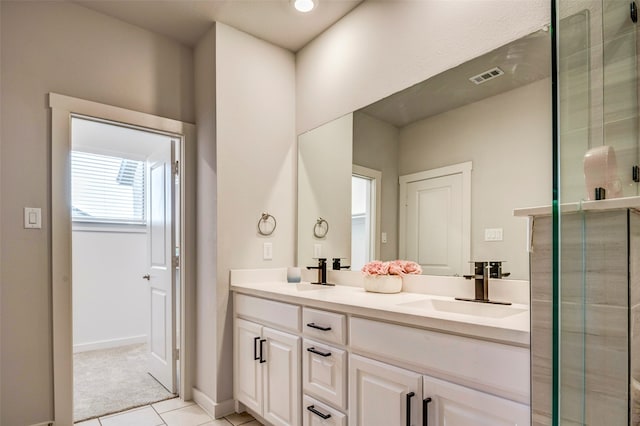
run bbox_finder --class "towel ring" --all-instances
[313,217,329,238]
[257,212,277,236]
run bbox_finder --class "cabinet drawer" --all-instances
[350,317,529,403]
[235,294,300,333]
[303,339,347,409]
[303,307,346,345]
[303,395,347,426]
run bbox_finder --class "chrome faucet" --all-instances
[456,261,511,305]
[307,258,334,286]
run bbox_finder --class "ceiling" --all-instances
[362,28,551,127]
[73,0,363,51]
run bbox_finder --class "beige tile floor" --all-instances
[75,398,263,426]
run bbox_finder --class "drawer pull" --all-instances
[253,336,260,361]
[307,405,332,420]
[259,339,267,363]
[423,397,432,426]
[406,392,415,426]
[307,322,332,331]
[307,347,332,357]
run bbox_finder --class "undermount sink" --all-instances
[294,282,335,291]
[397,298,527,319]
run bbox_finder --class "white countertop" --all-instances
[230,278,530,348]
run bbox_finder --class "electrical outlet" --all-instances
[381,232,388,243]
[314,244,322,258]
[263,243,273,260]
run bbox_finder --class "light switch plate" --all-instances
[381,232,388,243]
[484,228,503,241]
[24,207,42,229]
[314,244,322,258]
[263,242,273,260]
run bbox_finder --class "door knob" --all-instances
[142,274,151,280]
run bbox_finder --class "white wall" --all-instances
[216,22,296,401]
[72,230,149,351]
[194,22,296,406]
[398,78,552,280]
[296,0,550,134]
[194,24,219,403]
[0,2,194,424]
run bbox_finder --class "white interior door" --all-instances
[146,140,176,393]
[399,162,471,277]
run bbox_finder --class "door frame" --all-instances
[50,93,196,425]
[398,162,472,272]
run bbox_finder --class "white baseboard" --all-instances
[192,387,235,419]
[73,335,147,353]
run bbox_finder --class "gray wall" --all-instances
[0,2,194,424]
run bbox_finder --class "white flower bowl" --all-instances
[363,274,403,293]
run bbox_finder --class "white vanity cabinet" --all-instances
[232,290,530,426]
[234,295,301,426]
[349,317,530,426]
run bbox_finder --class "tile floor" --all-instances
[75,398,263,426]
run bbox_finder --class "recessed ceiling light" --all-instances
[294,0,316,13]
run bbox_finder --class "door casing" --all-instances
[50,93,196,425]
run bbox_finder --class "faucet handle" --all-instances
[489,261,509,278]
[332,257,350,270]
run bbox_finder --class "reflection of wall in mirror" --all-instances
[398,78,551,280]
[297,113,353,268]
[353,111,400,263]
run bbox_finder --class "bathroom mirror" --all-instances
[297,28,552,280]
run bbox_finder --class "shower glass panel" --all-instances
[555,0,639,424]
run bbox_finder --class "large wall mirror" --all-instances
[297,28,553,280]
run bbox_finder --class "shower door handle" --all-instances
[142,274,151,281]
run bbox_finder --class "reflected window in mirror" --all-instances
[351,166,381,271]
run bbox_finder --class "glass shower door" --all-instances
[554,0,640,425]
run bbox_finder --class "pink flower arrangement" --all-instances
[361,260,422,276]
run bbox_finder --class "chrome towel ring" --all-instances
[313,217,329,238]
[257,212,277,236]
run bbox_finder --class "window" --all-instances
[71,151,146,225]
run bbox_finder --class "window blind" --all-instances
[71,151,146,225]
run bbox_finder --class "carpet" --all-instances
[74,343,174,422]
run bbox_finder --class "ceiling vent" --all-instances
[469,67,504,85]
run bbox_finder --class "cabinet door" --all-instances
[262,327,301,426]
[234,318,263,415]
[349,354,422,426]
[423,375,530,426]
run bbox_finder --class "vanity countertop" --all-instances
[230,279,530,348]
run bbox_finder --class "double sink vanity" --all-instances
[231,268,530,426]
